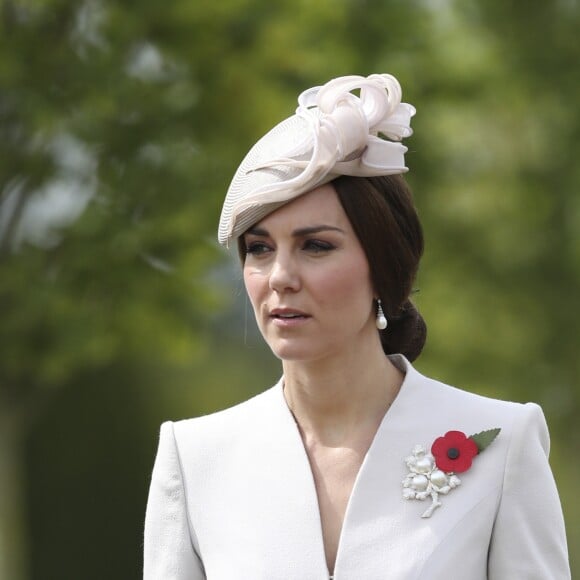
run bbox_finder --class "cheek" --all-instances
[316,260,373,306]
[243,268,264,311]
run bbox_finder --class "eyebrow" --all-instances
[246,225,345,237]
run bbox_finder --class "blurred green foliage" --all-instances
[0,0,578,578]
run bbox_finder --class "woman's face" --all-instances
[242,184,377,363]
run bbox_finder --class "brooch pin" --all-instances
[402,429,500,518]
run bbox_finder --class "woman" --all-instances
[144,74,570,579]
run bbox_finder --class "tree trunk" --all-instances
[0,411,29,580]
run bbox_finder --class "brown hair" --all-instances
[332,174,426,361]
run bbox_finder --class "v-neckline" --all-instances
[276,355,411,579]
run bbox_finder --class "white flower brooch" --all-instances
[402,429,500,518]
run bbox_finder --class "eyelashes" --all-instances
[244,239,336,256]
[302,240,335,253]
[245,242,270,256]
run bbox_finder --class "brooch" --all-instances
[402,429,500,518]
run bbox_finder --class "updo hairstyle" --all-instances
[333,174,426,361]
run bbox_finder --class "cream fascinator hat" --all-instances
[218,73,415,246]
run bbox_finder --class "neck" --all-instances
[282,342,404,444]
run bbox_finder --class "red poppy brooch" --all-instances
[402,429,500,518]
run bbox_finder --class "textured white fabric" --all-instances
[218,74,415,246]
[143,355,570,579]
[143,420,205,579]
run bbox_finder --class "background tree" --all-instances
[1,0,223,576]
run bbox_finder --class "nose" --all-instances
[268,253,301,293]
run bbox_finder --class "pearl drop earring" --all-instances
[376,299,388,330]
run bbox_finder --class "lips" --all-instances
[269,308,310,321]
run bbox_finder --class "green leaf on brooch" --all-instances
[470,428,501,453]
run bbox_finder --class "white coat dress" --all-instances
[144,355,570,579]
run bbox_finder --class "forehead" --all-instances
[253,184,350,232]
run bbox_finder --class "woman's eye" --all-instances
[245,241,272,256]
[303,239,335,253]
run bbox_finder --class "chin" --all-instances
[266,339,333,363]
[269,346,313,362]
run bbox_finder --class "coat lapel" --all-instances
[333,356,502,579]
[251,382,330,579]
[333,359,438,578]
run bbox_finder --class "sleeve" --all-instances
[488,403,570,579]
[144,421,206,580]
